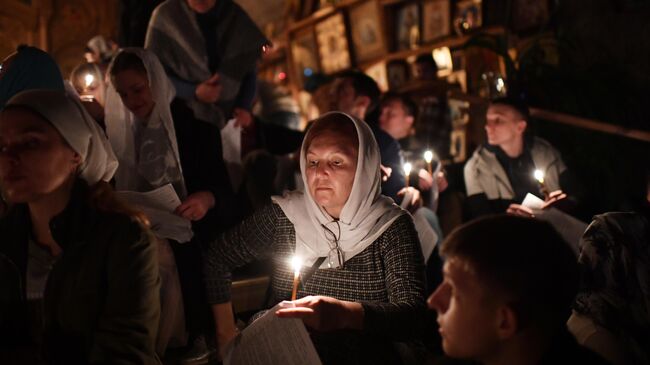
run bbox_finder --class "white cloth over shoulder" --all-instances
[5,89,117,184]
[272,112,406,268]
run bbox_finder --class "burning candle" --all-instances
[84,74,94,89]
[424,150,434,175]
[403,162,412,187]
[290,256,302,301]
[533,169,550,199]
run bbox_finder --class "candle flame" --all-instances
[534,169,545,183]
[403,162,412,176]
[291,256,302,273]
[424,150,434,164]
[84,74,94,88]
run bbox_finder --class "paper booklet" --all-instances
[221,118,244,190]
[223,303,322,365]
[521,193,587,254]
[116,183,193,243]
[401,189,439,263]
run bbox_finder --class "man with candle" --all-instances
[464,97,577,219]
[378,93,449,197]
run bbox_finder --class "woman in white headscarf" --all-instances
[204,112,427,364]
[105,47,235,356]
[0,89,160,364]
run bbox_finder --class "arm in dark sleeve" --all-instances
[261,123,304,155]
[380,138,406,202]
[233,69,257,111]
[465,193,510,219]
[361,215,427,341]
[203,203,282,304]
[169,74,197,101]
[89,223,159,364]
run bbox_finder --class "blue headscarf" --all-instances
[0,46,65,110]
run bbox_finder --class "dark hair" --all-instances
[441,215,578,332]
[381,92,418,120]
[303,112,359,153]
[338,70,381,115]
[490,97,530,122]
[415,53,438,70]
[110,51,147,79]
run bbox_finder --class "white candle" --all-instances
[424,150,434,174]
[403,162,412,187]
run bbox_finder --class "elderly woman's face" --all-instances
[305,130,358,218]
[0,108,80,203]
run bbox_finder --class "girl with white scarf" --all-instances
[204,112,427,363]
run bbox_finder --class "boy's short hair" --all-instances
[490,97,530,122]
[441,215,578,332]
[381,92,418,120]
[337,70,381,114]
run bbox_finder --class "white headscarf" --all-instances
[104,48,187,198]
[272,112,406,268]
[5,89,118,184]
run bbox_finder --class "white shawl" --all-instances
[272,112,405,268]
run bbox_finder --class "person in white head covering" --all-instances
[0,89,160,364]
[106,48,236,357]
[204,112,427,363]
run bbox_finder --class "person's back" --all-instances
[427,215,610,365]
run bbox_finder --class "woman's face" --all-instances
[113,69,155,120]
[305,130,358,218]
[187,0,216,13]
[0,108,81,203]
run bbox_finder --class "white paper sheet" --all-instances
[401,190,438,263]
[221,118,243,190]
[520,193,587,254]
[116,184,193,243]
[224,303,322,365]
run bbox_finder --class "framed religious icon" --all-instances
[290,26,320,87]
[364,61,388,92]
[395,3,420,51]
[386,60,409,90]
[422,0,450,43]
[453,0,482,35]
[315,13,351,74]
[349,0,386,64]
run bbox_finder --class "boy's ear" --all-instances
[355,95,371,110]
[495,305,518,340]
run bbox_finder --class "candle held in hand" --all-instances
[424,150,434,174]
[291,256,302,301]
[404,162,412,187]
[533,169,550,199]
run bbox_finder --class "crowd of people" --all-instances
[0,0,648,364]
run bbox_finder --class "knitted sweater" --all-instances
[203,202,427,341]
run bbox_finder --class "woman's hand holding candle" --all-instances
[275,295,364,331]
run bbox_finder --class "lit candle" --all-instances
[403,162,412,187]
[533,169,550,199]
[290,256,302,301]
[84,74,94,90]
[424,150,434,175]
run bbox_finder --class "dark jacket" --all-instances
[0,180,160,364]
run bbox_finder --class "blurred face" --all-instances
[379,99,413,140]
[0,108,80,203]
[113,69,155,120]
[427,257,501,360]
[485,104,526,147]
[331,78,357,115]
[187,0,216,13]
[305,130,358,218]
